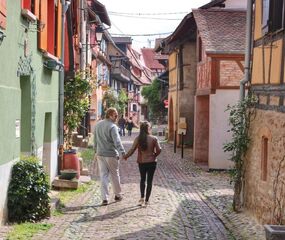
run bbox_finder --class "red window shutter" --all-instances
[56,0,62,58]
[39,0,47,51]
[47,0,55,55]
[0,0,6,29]
[22,0,31,10]
[34,0,40,19]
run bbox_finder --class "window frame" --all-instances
[262,0,285,35]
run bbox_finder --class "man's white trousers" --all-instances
[97,156,121,201]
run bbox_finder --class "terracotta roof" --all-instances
[88,0,111,26]
[141,48,165,70]
[193,9,246,54]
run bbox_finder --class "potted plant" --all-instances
[62,71,94,177]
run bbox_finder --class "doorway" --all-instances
[20,76,31,154]
[42,113,52,176]
[194,95,209,166]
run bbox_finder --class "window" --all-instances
[198,37,202,62]
[261,136,268,181]
[262,0,284,34]
[0,0,6,29]
[132,104,137,112]
[39,0,61,57]
[22,0,40,18]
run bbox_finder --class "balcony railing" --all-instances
[111,65,131,82]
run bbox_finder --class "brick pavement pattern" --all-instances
[0,133,266,240]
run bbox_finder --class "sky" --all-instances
[98,0,211,50]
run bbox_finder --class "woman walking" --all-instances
[124,121,161,206]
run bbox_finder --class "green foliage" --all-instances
[7,223,53,240]
[57,181,95,206]
[117,89,128,115]
[102,88,128,116]
[64,71,94,147]
[141,79,167,122]
[223,94,256,211]
[8,157,50,223]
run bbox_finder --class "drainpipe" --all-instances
[59,0,71,150]
[174,49,180,153]
[240,0,253,101]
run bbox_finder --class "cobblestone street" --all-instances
[0,134,266,240]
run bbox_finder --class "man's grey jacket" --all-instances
[94,119,125,157]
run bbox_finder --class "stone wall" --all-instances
[245,108,285,224]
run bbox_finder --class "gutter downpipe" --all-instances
[240,0,253,101]
[59,0,71,169]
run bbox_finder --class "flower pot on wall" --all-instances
[63,149,80,179]
[264,225,285,240]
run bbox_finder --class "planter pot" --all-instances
[59,169,77,180]
[63,149,80,179]
[264,225,285,240]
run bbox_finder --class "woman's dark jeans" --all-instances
[138,162,157,202]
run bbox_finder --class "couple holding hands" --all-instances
[93,107,161,206]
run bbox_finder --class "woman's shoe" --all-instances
[144,201,149,207]
[138,198,144,206]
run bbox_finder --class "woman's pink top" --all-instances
[125,135,161,163]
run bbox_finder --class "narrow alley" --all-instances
[4,134,263,240]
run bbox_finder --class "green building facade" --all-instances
[0,1,59,224]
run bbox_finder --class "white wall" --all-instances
[41,140,59,183]
[225,0,247,9]
[208,89,239,169]
[0,159,17,225]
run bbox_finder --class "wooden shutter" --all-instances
[22,0,31,10]
[56,0,62,58]
[0,0,6,29]
[34,0,40,19]
[47,0,55,55]
[39,0,47,51]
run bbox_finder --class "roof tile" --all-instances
[193,9,246,54]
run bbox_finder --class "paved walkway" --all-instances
[0,134,266,239]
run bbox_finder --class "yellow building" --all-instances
[244,0,285,224]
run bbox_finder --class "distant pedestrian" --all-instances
[94,107,126,206]
[126,117,134,136]
[118,115,126,136]
[124,121,161,206]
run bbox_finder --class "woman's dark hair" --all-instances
[138,122,150,151]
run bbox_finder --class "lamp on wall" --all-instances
[95,26,103,45]
[0,30,6,46]
[44,59,64,71]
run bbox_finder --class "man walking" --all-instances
[118,115,126,137]
[94,107,125,205]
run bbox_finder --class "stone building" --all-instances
[244,0,285,224]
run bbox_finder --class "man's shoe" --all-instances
[101,200,108,206]
[114,195,123,201]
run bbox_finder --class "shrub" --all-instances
[8,156,50,223]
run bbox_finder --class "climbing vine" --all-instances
[64,71,94,148]
[223,94,257,212]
